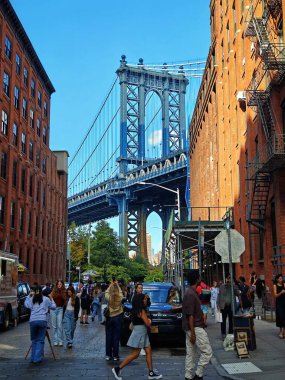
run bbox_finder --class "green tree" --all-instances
[144,267,164,282]
[68,222,88,269]
[90,220,126,267]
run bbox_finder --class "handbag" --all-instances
[103,307,110,319]
[129,322,134,331]
[215,309,223,323]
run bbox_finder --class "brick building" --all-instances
[0,0,68,284]
[189,0,285,287]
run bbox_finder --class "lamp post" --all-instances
[137,181,180,220]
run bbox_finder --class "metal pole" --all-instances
[198,218,202,276]
[67,244,71,284]
[87,222,91,265]
[226,217,235,315]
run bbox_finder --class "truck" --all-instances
[0,250,18,330]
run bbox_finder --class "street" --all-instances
[0,316,223,380]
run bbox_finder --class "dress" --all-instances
[275,284,285,328]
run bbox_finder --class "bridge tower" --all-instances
[114,55,188,258]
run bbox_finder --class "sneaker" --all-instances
[80,321,84,324]
[112,367,122,380]
[140,348,146,356]
[85,321,89,324]
[193,375,203,380]
[105,356,112,361]
[148,370,162,379]
[53,342,58,346]
[58,342,63,346]
[67,343,72,349]
[113,357,119,361]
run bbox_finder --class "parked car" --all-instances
[17,282,31,322]
[120,282,184,346]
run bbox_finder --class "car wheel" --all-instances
[1,309,10,331]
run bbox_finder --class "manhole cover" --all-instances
[222,362,262,375]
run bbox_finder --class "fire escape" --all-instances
[245,0,285,258]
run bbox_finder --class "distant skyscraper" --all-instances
[146,233,152,264]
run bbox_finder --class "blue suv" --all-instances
[121,282,184,346]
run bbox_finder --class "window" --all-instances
[13,123,18,145]
[233,1,236,34]
[5,36,12,60]
[26,248,30,270]
[22,98,27,119]
[28,211,31,235]
[43,127,47,144]
[0,195,4,224]
[21,133,26,154]
[31,79,35,97]
[36,180,40,202]
[3,71,10,97]
[36,149,40,168]
[42,218,45,239]
[35,215,38,236]
[29,141,34,161]
[29,174,33,197]
[1,110,8,135]
[37,90,42,108]
[23,67,28,86]
[14,86,19,109]
[1,151,7,179]
[19,207,24,232]
[16,54,21,75]
[42,186,46,207]
[21,168,25,192]
[44,101,48,117]
[30,109,34,129]
[226,21,230,53]
[37,119,41,137]
[42,156,47,174]
[12,161,17,187]
[10,201,15,228]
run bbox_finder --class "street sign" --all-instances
[215,229,245,263]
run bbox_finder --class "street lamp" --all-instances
[137,181,181,220]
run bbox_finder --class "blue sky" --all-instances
[11,0,210,254]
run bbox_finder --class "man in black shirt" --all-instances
[182,272,213,380]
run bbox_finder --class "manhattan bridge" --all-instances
[68,55,205,262]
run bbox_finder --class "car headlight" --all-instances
[124,311,132,319]
[176,312,182,319]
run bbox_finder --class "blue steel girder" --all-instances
[116,56,188,175]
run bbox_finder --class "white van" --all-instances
[0,250,18,330]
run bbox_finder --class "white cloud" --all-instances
[148,129,162,146]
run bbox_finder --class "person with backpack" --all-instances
[196,279,211,326]
[24,285,56,363]
[238,276,252,313]
[80,286,91,324]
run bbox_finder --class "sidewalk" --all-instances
[207,314,285,380]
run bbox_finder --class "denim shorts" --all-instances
[201,304,209,314]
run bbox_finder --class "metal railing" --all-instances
[178,206,233,224]
[247,134,285,179]
[273,244,285,275]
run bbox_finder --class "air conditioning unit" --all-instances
[237,91,246,102]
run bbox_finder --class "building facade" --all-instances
[146,233,152,264]
[189,0,285,286]
[0,0,68,284]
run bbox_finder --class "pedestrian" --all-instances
[80,286,91,324]
[105,277,124,361]
[182,272,212,380]
[238,276,252,313]
[254,278,265,320]
[62,286,80,348]
[196,279,211,326]
[217,274,240,339]
[210,281,219,316]
[112,292,162,380]
[273,274,285,338]
[91,284,103,322]
[24,285,56,363]
[50,280,66,346]
[42,282,52,297]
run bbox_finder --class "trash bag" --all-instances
[223,334,235,351]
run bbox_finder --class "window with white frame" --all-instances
[1,110,8,135]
